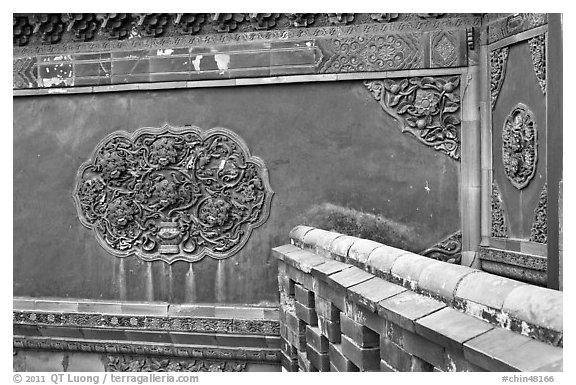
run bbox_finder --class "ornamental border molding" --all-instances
[530,183,548,244]
[491,180,509,238]
[528,33,546,95]
[420,230,462,264]
[478,246,547,272]
[13,337,281,363]
[13,16,482,58]
[502,103,538,190]
[363,76,462,160]
[106,354,248,372]
[73,124,274,264]
[490,46,509,110]
[13,310,280,335]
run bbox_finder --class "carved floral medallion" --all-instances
[74,125,273,263]
[502,103,537,189]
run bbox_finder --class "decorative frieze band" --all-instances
[364,76,462,159]
[487,13,547,45]
[106,355,247,372]
[13,336,281,363]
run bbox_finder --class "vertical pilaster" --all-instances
[479,30,493,244]
[460,65,482,268]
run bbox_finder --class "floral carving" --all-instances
[30,14,66,44]
[248,13,281,30]
[364,76,461,159]
[320,34,423,73]
[172,14,206,35]
[133,13,170,37]
[490,47,509,110]
[502,103,537,189]
[62,13,99,42]
[287,13,316,28]
[211,13,245,33]
[74,125,274,263]
[327,13,355,25]
[530,184,547,244]
[370,14,399,22]
[13,16,33,46]
[106,355,247,372]
[96,13,133,40]
[491,180,509,238]
[528,34,546,94]
[421,231,462,264]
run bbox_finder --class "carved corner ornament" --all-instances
[490,47,509,110]
[420,231,462,264]
[530,183,547,244]
[364,76,461,160]
[491,180,509,238]
[73,124,274,263]
[528,34,546,94]
[502,103,537,189]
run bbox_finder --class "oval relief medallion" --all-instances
[502,103,537,189]
[73,125,274,263]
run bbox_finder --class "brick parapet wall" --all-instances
[273,225,562,372]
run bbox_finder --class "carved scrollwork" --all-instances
[530,184,547,244]
[490,47,509,110]
[420,231,462,264]
[502,103,537,189]
[528,34,546,94]
[364,76,461,159]
[107,355,247,372]
[74,125,273,263]
[491,180,509,238]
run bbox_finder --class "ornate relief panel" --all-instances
[528,34,546,95]
[530,184,548,244]
[420,231,462,264]
[502,103,537,189]
[491,180,509,238]
[74,125,273,263]
[364,76,461,159]
[490,47,509,110]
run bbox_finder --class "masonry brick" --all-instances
[415,307,494,353]
[285,328,307,351]
[442,348,486,372]
[340,313,379,348]
[283,249,328,274]
[400,326,445,368]
[297,351,317,372]
[380,337,433,372]
[318,315,341,343]
[280,337,298,359]
[380,359,397,372]
[455,271,526,310]
[365,245,410,278]
[328,266,373,292]
[315,294,340,321]
[317,280,346,311]
[306,325,329,353]
[341,334,380,371]
[306,344,330,371]
[295,301,318,326]
[281,351,299,372]
[314,231,345,258]
[295,284,315,307]
[271,244,301,262]
[377,290,445,333]
[329,342,359,372]
[311,260,351,282]
[285,311,306,335]
[344,299,385,335]
[302,228,333,252]
[347,276,405,312]
[286,264,314,290]
[347,239,383,267]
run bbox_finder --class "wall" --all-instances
[14,81,460,305]
[274,225,562,372]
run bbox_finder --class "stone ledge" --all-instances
[278,225,564,348]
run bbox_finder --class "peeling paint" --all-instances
[157,49,174,56]
[214,54,230,73]
[192,55,203,71]
[521,321,533,336]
